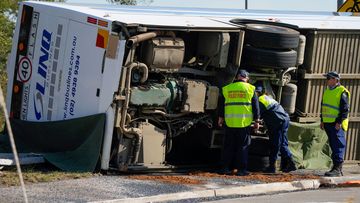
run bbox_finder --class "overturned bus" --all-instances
[5,1,360,171]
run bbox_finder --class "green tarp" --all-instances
[0,114,105,172]
[288,121,332,169]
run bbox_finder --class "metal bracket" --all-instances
[249,67,296,87]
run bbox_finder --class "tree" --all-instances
[0,0,19,128]
[107,0,137,5]
[107,0,153,6]
[0,0,18,71]
[0,0,19,105]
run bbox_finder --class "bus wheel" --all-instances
[245,24,300,49]
[243,45,297,69]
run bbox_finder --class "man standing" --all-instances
[255,86,296,173]
[218,70,260,176]
[321,71,350,177]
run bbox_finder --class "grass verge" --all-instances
[0,163,97,187]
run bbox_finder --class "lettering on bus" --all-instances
[33,29,52,120]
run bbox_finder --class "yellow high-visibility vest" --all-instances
[258,95,278,110]
[222,82,255,128]
[322,85,350,131]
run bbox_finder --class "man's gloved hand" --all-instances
[335,122,341,130]
[218,117,224,127]
[253,120,260,130]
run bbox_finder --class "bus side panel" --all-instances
[98,39,126,113]
[24,12,68,121]
[7,5,69,122]
[57,20,104,120]
[8,4,106,122]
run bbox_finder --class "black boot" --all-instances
[324,162,343,177]
[218,168,232,175]
[236,169,249,176]
[280,157,288,172]
[264,163,276,173]
[281,157,297,173]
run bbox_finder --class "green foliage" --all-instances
[0,0,18,131]
[107,0,137,5]
[0,0,19,15]
[107,0,153,6]
[0,1,17,71]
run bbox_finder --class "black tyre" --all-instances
[248,154,270,172]
[243,46,297,69]
[245,24,300,49]
[249,136,270,156]
[230,19,299,30]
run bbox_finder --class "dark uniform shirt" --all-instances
[258,97,289,128]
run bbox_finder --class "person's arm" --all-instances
[251,91,260,129]
[336,91,350,124]
[320,101,323,123]
[218,94,225,118]
[320,96,324,130]
[258,100,266,117]
[218,93,225,127]
[251,91,260,121]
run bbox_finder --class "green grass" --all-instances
[0,68,7,132]
[0,163,97,187]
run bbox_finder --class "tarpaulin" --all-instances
[288,121,332,169]
[0,113,105,172]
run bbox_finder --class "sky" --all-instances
[65,0,338,12]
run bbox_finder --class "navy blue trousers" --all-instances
[268,119,292,164]
[324,123,346,164]
[221,126,251,171]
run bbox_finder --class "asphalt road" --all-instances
[204,187,360,203]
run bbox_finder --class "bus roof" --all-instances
[24,1,360,30]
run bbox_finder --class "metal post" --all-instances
[245,0,248,9]
[0,86,28,203]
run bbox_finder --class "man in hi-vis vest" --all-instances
[321,71,350,177]
[218,70,260,176]
[255,86,296,173]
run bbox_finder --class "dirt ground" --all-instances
[128,175,204,185]
[127,171,320,185]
